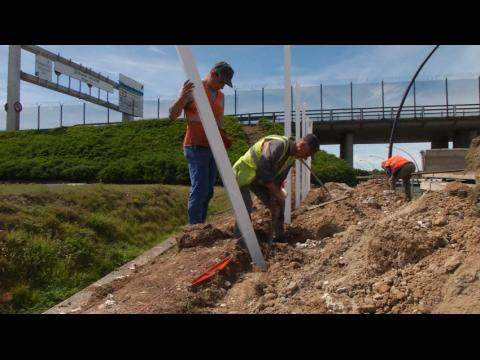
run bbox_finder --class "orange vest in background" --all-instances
[382,155,411,173]
[183,82,230,148]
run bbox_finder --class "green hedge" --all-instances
[0,117,249,184]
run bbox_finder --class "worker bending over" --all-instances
[381,155,416,201]
[232,133,320,246]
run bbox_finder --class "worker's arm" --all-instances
[168,80,194,121]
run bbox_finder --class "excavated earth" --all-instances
[76,178,480,314]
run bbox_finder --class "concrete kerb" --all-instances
[43,238,177,314]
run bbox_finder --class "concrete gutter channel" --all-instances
[43,238,177,314]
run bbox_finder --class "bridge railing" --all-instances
[233,103,480,124]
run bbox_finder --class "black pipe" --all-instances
[388,45,440,158]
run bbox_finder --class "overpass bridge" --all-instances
[232,103,480,165]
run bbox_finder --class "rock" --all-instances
[290,261,301,269]
[391,288,407,302]
[263,293,277,301]
[314,281,323,289]
[336,287,348,294]
[434,216,448,226]
[445,255,462,273]
[286,281,299,295]
[252,280,267,295]
[372,281,391,294]
[224,281,232,288]
[357,298,377,314]
[366,197,381,209]
[383,276,394,286]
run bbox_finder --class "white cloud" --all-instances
[148,46,167,55]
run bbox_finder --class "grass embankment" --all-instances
[0,184,228,314]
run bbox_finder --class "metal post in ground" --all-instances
[320,84,323,121]
[262,87,264,117]
[234,89,237,118]
[382,80,385,119]
[445,77,449,117]
[350,81,353,120]
[413,80,416,118]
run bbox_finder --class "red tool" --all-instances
[191,256,233,287]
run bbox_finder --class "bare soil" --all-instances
[76,178,480,314]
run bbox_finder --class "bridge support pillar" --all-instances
[340,132,354,166]
[453,129,477,148]
[431,135,449,149]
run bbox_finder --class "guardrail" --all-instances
[232,103,480,124]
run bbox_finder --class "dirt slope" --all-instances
[74,179,480,314]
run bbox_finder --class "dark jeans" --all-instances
[183,146,217,224]
[234,181,285,244]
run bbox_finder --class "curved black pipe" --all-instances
[388,45,440,158]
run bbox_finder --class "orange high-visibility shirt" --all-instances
[183,82,226,148]
[382,155,411,173]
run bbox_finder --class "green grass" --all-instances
[0,183,228,314]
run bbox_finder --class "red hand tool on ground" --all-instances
[191,255,233,287]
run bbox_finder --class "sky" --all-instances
[1,44,480,170]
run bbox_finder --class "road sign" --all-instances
[118,74,144,117]
[54,61,114,93]
[35,55,52,82]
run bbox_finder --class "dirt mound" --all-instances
[445,182,470,198]
[465,136,480,174]
[176,224,230,249]
[75,179,480,314]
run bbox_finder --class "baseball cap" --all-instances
[303,134,320,159]
[213,61,234,88]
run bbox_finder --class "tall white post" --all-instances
[7,45,21,131]
[301,102,308,200]
[307,117,313,193]
[294,82,301,208]
[176,45,266,270]
[284,45,292,224]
